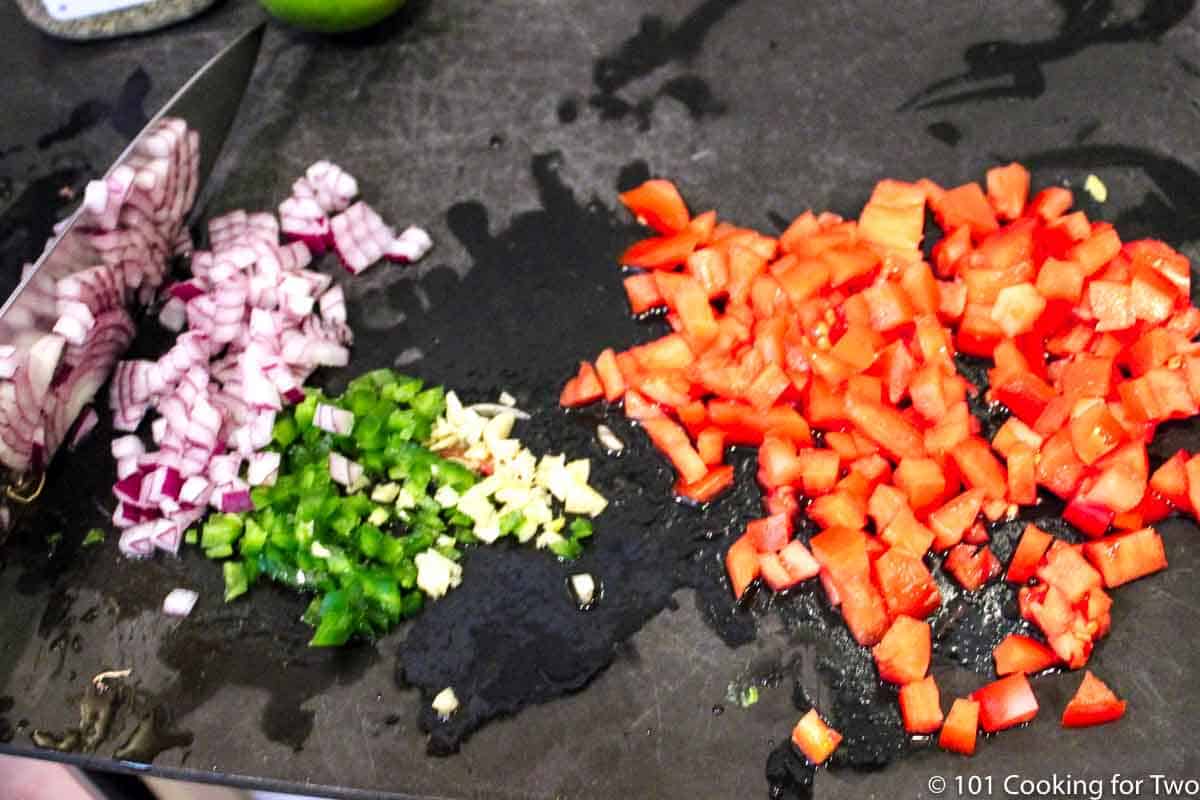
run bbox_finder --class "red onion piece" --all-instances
[67,407,98,450]
[313,403,354,435]
[384,225,434,264]
[328,451,364,487]
[246,451,280,486]
[162,587,198,617]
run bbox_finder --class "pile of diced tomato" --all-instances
[561,164,1193,762]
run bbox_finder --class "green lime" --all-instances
[259,0,406,33]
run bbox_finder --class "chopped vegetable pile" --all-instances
[563,165,1196,764]
[198,368,605,646]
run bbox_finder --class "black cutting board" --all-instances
[1,1,1199,797]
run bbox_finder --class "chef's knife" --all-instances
[0,24,264,504]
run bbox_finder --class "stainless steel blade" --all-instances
[0,24,263,498]
[0,23,265,326]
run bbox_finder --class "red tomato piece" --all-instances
[880,508,936,559]
[641,416,708,485]
[747,513,794,554]
[1062,671,1126,728]
[778,538,821,583]
[951,437,1008,500]
[899,675,945,734]
[844,391,926,461]
[986,163,1030,220]
[1082,527,1168,588]
[929,489,986,552]
[939,698,980,756]
[932,182,999,239]
[972,674,1039,732]
[872,615,931,685]
[725,533,759,599]
[872,548,942,620]
[619,179,690,235]
[1036,543,1103,604]
[893,458,947,512]
[791,708,842,765]
[944,543,1001,592]
[993,633,1060,676]
[1006,523,1054,584]
[676,464,735,504]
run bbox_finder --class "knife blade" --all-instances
[0,24,264,501]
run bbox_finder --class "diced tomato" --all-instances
[858,179,926,251]
[944,543,1001,591]
[861,282,915,332]
[759,552,795,592]
[972,674,1039,732]
[1006,444,1038,505]
[1006,523,1054,584]
[951,437,1008,500]
[993,633,1060,676]
[1068,402,1126,465]
[725,533,760,599]
[1084,462,1147,515]
[893,458,946,512]
[992,370,1056,427]
[796,448,840,495]
[593,348,626,403]
[745,362,792,412]
[808,491,867,530]
[880,508,936,559]
[1069,225,1122,276]
[560,361,604,407]
[676,464,735,504]
[633,333,694,372]
[696,427,725,467]
[844,391,926,460]
[1037,429,1087,498]
[1082,527,1167,588]
[764,485,800,519]
[867,483,909,532]
[986,163,1030,221]
[837,574,891,646]
[641,416,709,485]
[1149,449,1190,509]
[621,225,705,269]
[899,675,945,734]
[820,567,842,607]
[687,248,730,299]
[929,489,985,551]
[932,182,999,239]
[939,698,980,756]
[824,245,881,288]
[623,272,665,314]
[1037,543,1103,604]
[778,538,822,584]
[1062,671,1126,728]
[1089,280,1135,332]
[872,548,941,620]
[1029,186,1074,222]
[991,283,1046,338]
[791,708,842,765]
[872,615,931,685]
[747,513,794,554]
[620,179,690,235]
[779,211,819,255]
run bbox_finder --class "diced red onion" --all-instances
[385,225,434,264]
[247,451,280,486]
[328,451,364,487]
[313,403,354,435]
[162,587,199,617]
[68,407,99,450]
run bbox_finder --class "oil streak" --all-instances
[36,67,152,150]
[901,0,1195,110]
[578,0,743,130]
